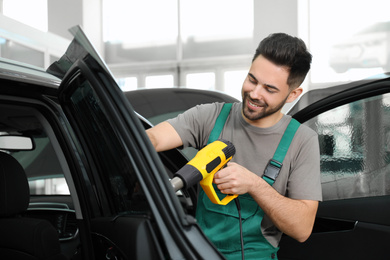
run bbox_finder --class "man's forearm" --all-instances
[248,176,318,242]
[146,122,183,152]
[214,162,319,242]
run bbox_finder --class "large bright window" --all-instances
[145,75,174,89]
[117,77,138,92]
[103,0,254,63]
[186,72,215,90]
[180,0,253,42]
[103,0,177,47]
[103,0,253,94]
[309,0,390,83]
[3,0,48,32]
[180,0,253,59]
[224,70,247,101]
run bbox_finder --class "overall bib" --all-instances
[195,103,300,260]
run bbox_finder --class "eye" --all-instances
[264,85,278,94]
[248,75,257,84]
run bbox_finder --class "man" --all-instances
[147,33,322,259]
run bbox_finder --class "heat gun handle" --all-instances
[199,164,238,205]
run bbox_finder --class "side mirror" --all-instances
[0,135,34,151]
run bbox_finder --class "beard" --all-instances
[241,92,288,121]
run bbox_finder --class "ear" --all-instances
[286,87,303,103]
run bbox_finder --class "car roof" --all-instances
[125,88,239,125]
[288,73,390,116]
[0,57,61,88]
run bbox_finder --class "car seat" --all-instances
[0,151,68,260]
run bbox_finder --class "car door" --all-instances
[55,26,224,260]
[278,77,390,259]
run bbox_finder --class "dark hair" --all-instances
[253,33,312,89]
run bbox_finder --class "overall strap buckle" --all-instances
[263,159,282,185]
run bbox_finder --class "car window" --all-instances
[29,177,70,195]
[64,75,151,215]
[304,92,390,201]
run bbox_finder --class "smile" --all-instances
[249,100,260,107]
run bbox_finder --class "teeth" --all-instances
[249,101,260,107]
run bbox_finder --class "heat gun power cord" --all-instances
[234,198,245,260]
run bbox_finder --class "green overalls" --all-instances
[195,103,300,260]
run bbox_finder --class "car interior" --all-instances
[0,98,197,259]
[0,103,79,259]
[0,151,68,260]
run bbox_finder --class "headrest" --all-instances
[0,152,30,217]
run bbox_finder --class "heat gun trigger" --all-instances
[212,161,234,195]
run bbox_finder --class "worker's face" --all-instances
[241,55,301,123]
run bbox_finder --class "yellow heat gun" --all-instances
[170,139,237,205]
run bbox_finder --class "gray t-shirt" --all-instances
[167,102,322,247]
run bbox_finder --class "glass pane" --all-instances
[304,93,390,201]
[117,77,138,92]
[224,70,247,100]
[145,75,174,88]
[67,75,149,214]
[181,0,253,41]
[3,0,48,31]
[103,0,177,63]
[309,0,390,83]
[29,178,70,195]
[103,0,177,46]
[186,72,215,90]
[0,39,44,68]
[181,0,254,59]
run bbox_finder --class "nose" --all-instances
[249,84,263,100]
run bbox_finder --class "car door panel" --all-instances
[56,26,223,259]
[58,62,176,258]
[280,79,390,259]
[91,216,164,260]
[317,196,390,225]
[279,219,389,259]
[279,196,390,259]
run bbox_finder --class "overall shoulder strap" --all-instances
[207,105,300,186]
[263,118,301,186]
[207,103,233,144]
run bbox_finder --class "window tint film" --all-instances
[305,93,390,201]
[67,75,149,215]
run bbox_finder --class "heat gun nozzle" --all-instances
[171,176,184,192]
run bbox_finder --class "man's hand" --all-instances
[213,161,318,243]
[213,162,257,195]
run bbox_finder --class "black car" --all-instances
[0,26,389,259]
[0,26,230,260]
